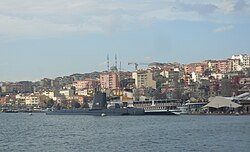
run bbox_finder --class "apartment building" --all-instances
[232,54,250,68]
[217,60,229,73]
[42,91,60,100]
[100,72,119,90]
[26,96,39,106]
[228,58,242,71]
[184,63,204,75]
[60,89,75,98]
[132,70,156,89]
[73,79,98,91]
[207,60,230,73]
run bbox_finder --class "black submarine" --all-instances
[46,92,144,116]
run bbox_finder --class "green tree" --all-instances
[221,78,232,97]
[71,100,81,108]
[82,102,89,108]
[47,99,54,108]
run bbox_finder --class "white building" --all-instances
[16,94,40,106]
[191,72,198,82]
[211,73,225,80]
[228,58,242,71]
[60,89,75,98]
[77,89,93,96]
[42,91,60,100]
[25,95,40,106]
[232,54,250,68]
[15,94,27,105]
[160,70,169,78]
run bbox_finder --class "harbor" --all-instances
[2,92,250,116]
[1,1,250,151]
[1,112,250,152]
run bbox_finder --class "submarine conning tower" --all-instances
[92,92,107,109]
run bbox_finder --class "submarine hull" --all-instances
[46,108,144,116]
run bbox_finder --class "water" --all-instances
[0,113,250,152]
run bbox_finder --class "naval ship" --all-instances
[46,92,144,116]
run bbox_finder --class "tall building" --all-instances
[184,63,203,74]
[217,60,229,73]
[25,95,40,106]
[228,58,242,72]
[73,79,98,91]
[208,60,219,72]
[132,70,156,89]
[100,72,119,90]
[207,60,230,73]
[232,54,250,68]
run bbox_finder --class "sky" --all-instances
[0,0,250,82]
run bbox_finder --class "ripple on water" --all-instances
[0,114,250,152]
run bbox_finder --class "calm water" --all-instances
[0,113,249,152]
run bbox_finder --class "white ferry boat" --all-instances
[133,99,182,115]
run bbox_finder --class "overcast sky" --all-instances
[0,0,250,82]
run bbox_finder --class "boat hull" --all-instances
[144,109,181,115]
[46,108,144,116]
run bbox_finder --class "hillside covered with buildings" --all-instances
[1,54,250,113]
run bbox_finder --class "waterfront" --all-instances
[0,114,250,152]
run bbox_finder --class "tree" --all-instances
[39,95,50,108]
[61,100,69,109]
[47,99,55,108]
[172,87,182,99]
[82,102,89,108]
[71,100,81,108]
[221,78,232,97]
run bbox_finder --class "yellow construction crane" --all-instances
[128,62,149,70]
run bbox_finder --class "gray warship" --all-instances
[46,92,144,116]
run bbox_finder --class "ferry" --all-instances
[133,99,182,115]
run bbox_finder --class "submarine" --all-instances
[46,92,144,116]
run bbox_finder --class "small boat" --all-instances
[4,110,19,113]
[235,112,240,116]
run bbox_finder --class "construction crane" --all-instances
[128,62,149,70]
